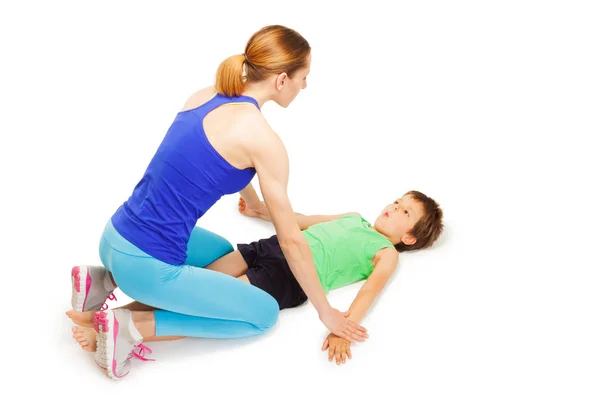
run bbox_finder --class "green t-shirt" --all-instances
[301,214,395,292]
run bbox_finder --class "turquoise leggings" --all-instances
[99,219,279,338]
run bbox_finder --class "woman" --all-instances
[80,25,368,379]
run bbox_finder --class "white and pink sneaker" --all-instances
[93,309,153,380]
[71,265,117,312]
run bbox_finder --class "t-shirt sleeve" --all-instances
[364,238,395,262]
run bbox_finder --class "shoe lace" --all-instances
[131,344,155,362]
[94,312,155,362]
[100,292,118,311]
[93,311,109,332]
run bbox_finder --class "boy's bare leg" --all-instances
[204,250,249,277]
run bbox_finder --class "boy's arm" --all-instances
[322,247,399,365]
[346,247,399,323]
[239,196,358,230]
[295,212,359,230]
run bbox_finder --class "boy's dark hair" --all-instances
[395,190,444,252]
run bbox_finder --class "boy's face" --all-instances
[374,194,424,246]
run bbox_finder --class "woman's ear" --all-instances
[276,72,288,91]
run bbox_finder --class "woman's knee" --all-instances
[254,293,280,332]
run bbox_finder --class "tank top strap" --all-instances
[203,93,260,113]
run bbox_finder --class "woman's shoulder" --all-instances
[179,86,218,112]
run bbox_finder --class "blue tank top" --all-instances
[111,93,259,265]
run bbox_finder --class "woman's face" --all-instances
[274,54,311,108]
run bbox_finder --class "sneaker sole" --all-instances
[95,311,129,380]
[71,266,91,312]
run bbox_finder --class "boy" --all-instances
[68,190,443,368]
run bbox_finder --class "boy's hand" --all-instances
[321,333,352,365]
[238,197,271,221]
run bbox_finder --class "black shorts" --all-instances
[237,235,308,310]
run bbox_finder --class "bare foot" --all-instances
[72,326,97,352]
[66,310,95,328]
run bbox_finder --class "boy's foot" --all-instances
[71,265,117,312]
[66,310,95,328]
[72,325,97,352]
[94,310,152,380]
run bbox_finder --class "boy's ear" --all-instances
[401,234,416,246]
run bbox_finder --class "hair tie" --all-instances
[242,53,251,66]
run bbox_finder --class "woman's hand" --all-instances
[319,308,368,344]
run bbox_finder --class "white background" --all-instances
[1,0,599,398]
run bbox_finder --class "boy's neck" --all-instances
[371,226,395,245]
